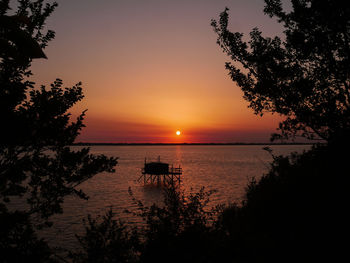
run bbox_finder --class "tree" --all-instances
[211,0,350,143]
[215,143,348,262]
[71,185,225,263]
[70,209,139,263]
[0,0,117,261]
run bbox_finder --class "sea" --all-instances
[38,144,310,250]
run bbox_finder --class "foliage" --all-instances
[211,0,350,142]
[216,143,347,262]
[70,210,139,263]
[131,185,223,263]
[0,210,53,262]
[0,1,118,261]
[74,185,226,263]
[211,1,349,259]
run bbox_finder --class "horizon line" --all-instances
[73,142,314,146]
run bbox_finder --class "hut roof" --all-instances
[144,161,169,175]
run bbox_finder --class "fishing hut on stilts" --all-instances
[138,156,182,185]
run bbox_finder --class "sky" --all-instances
[30,0,289,143]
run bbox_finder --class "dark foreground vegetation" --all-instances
[1,0,349,262]
[69,142,347,263]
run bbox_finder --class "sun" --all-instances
[176,130,181,136]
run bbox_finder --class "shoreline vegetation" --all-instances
[73,142,314,146]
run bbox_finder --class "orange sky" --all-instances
[30,0,288,143]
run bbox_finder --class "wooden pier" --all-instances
[138,156,182,185]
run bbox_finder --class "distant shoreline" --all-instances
[73,142,314,146]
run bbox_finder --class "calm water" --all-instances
[40,145,309,249]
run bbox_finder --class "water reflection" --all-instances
[40,145,310,249]
[141,184,165,205]
[175,145,182,163]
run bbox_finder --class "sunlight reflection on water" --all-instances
[40,145,310,249]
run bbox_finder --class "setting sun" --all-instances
[176,130,181,136]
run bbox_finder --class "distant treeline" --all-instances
[73,142,314,146]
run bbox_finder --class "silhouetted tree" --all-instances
[72,185,225,263]
[70,209,139,263]
[212,0,350,143]
[131,186,222,263]
[216,143,348,262]
[0,1,117,261]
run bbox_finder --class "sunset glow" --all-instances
[31,0,286,143]
[176,130,181,136]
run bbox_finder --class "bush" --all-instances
[74,185,226,263]
[218,143,347,262]
[71,209,139,263]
